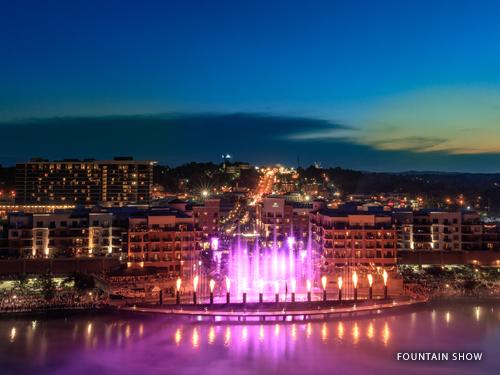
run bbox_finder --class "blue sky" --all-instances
[1,0,500,171]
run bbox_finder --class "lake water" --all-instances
[1,301,499,375]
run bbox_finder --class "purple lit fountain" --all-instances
[224,232,316,302]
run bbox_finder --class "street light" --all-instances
[176,278,181,305]
[306,279,312,302]
[291,278,297,303]
[321,275,327,302]
[352,271,358,301]
[338,276,343,301]
[193,275,199,304]
[209,279,215,305]
[367,274,373,300]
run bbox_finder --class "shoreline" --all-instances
[1,296,498,320]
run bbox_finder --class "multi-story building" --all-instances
[126,208,203,275]
[482,223,500,251]
[7,209,123,258]
[394,210,470,251]
[255,196,325,244]
[15,157,154,206]
[193,198,221,238]
[311,209,397,273]
[461,211,483,251]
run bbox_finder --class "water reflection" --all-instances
[166,319,396,349]
[191,327,199,348]
[175,328,182,346]
[1,304,498,375]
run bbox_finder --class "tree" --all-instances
[34,273,57,301]
[62,272,95,294]
[13,273,30,296]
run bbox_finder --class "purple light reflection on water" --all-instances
[1,303,499,375]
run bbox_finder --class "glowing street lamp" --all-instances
[291,278,297,303]
[274,280,280,303]
[259,278,264,303]
[352,271,358,301]
[211,237,219,251]
[209,279,215,305]
[367,274,373,300]
[321,275,327,302]
[242,278,248,305]
[306,279,312,302]
[225,277,231,304]
[338,276,343,301]
[287,236,295,249]
[176,278,181,305]
[193,275,199,304]
[383,270,388,299]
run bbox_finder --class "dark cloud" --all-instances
[1,113,500,172]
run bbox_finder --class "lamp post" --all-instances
[274,280,280,303]
[383,270,388,299]
[259,278,264,303]
[242,278,247,305]
[291,278,296,303]
[209,279,215,305]
[321,275,327,302]
[352,271,358,301]
[367,274,373,300]
[338,276,343,301]
[193,275,199,305]
[176,277,181,305]
[225,277,231,304]
[306,279,312,302]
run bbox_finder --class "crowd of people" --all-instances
[401,265,500,299]
[0,290,108,313]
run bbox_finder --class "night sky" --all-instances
[2,0,500,171]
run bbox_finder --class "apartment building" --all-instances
[311,209,397,274]
[393,210,485,251]
[126,208,203,275]
[7,209,122,258]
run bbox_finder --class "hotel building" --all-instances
[256,196,325,244]
[15,157,154,206]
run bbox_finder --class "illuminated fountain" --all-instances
[225,234,316,302]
